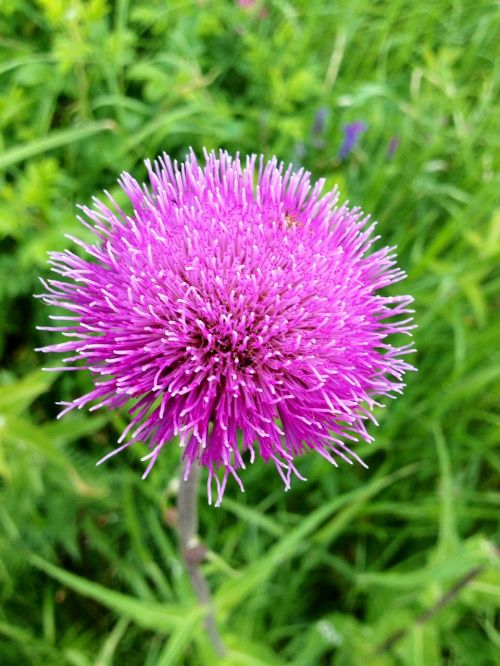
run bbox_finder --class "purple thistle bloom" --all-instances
[38,149,415,506]
[339,121,367,160]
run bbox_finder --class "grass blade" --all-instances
[30,554,195,632]
[0,121,115,170]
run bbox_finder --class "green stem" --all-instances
[177,460,225,657]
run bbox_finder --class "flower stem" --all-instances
[177,459,225,657]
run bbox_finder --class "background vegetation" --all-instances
[0,0,499,664]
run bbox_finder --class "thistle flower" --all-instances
[38,149,415,505]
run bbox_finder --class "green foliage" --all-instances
[0,0,499,664]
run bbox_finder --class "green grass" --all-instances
[0,0,499,664]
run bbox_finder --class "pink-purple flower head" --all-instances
[38,149,415,506]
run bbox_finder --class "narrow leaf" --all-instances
[0,121,115,170]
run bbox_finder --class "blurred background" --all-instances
[0,1,499,664]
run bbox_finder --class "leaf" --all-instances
[41,413,110,445]
[223,635,286,666]
[405,623,441,666]
[314,464,417,544]
[94,618,130,666]
[30,554,200,632]
[356,549,492,591]
[5,415,74,469]
[221,497,284,537]
[0,369,58,417]
[156,609,204,666]
[0,56,55,77]
[215,465,416,615]
[432,422,459,561]
[125,107,204,150]
[0,121,115,171]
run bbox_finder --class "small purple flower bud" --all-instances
[312,107,329,136]
[387,136,400,159]
[339,121,367,160]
